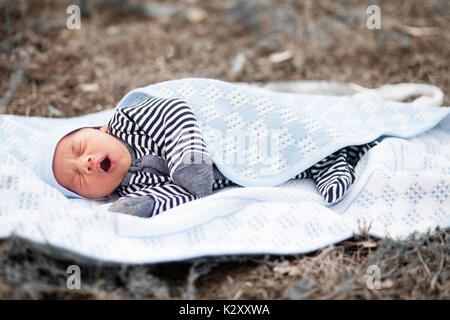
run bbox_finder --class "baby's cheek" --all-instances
[95,175,120,194]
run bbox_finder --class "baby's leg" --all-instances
[309,148,355,204]
[345,140,380,167]
[308,141,380,204]
[291,169,313,180]
[212,164,235,190]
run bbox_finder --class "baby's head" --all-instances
[34,124,131,199]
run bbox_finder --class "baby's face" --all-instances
[52,126,131,199]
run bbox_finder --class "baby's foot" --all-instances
[316,169,355,204]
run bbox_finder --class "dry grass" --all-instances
[1,0,449,117]
[0,228,447,299]
[287,230,449,299]
[0,0,449,299]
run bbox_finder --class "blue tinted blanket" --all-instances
[117,78,450,187]
[0,79,449,264]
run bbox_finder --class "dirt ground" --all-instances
[0,0,449,299]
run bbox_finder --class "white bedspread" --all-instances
[0,82,449,264]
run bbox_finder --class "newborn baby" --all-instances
[36,96,378,218]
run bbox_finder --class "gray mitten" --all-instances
[108,195,155,218]
[172,163,214,198]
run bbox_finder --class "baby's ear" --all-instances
[100,125,109,133]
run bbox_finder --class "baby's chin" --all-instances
[77,167,127,199]
[81,193,111,199]
[78,185,117,199]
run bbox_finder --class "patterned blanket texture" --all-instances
[0,78,448,264]
[119,78,449,187]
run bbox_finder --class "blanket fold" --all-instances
[0,79,448,264]
[117,78,450,187]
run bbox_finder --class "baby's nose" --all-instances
[81,156,94,174]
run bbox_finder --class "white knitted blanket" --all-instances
[117,78,449,187]
[0,81,448,264]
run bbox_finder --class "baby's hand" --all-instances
[108,195,155,218]
[172,162,214,198]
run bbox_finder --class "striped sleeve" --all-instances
[119,183,199,218]
[111,97,212,175]
[108,96,214,217]
[108,98,163,158]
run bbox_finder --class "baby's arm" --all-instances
[171,160,214,198]
[108,183,198,218]
[113,97,214,197]
[108,195,155,218]
[161,98,214,197]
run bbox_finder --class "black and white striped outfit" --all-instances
[108,97,378,217]
[291,141,379,204]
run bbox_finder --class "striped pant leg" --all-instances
[346,140,380,167]
[212,178,235,190]
[309,148,355,204]
[212,164,235,191]
[291,170,313,180]
[308,140,380,204]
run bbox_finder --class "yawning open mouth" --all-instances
[100,156,111,172]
